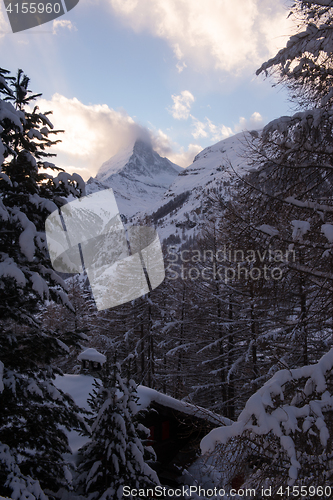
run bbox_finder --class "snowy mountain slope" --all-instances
[136,131,258,242]
[86,139,182,217]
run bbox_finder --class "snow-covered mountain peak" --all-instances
[96,143,135,180]
[87,132,257,229]
[97,139,181,185]
[87,139,182,217]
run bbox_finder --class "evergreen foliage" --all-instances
[152,191,190,223]
[0,67,87,498]
[76,362,159,500]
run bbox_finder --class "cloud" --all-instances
[150,128,201,168]
[169,143,202,168]
[173,43,187,73]
[190,112,263,143]
[52,19,77,34]
[191,116,233,142]
[206,119,234,143]
[176,61,187,73]
[234,111,264,133]
[33,94,197,175]
[191,117,209,140]
[108,0,293,74]
[169,90,195,120]
[34,94,153,177]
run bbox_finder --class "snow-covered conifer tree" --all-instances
[0,67,87,497]
[76,361,159,499]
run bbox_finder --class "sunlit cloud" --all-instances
[169,90,195,120]
[107,0,293,74]
[173,43,187,73]
[169,143,202,168]
[206,118,234,143]
[151,129,201,168]
[34,94,153,177]
[176,61,187,73]
[173,43,183,61]
[33,94,199,176]
[191,117,209,140]
[151,129,173,154]
[32,95,265,179]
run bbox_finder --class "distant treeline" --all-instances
[152,191,191,223]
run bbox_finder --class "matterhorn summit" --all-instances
[86,139,182,217]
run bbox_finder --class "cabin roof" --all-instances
[136,385,231,427]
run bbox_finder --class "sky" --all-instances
[0,0,296,179]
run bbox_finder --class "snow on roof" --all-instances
[77,348,106,364]
[136,385,231,427]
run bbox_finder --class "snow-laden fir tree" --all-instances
[0,67,87,498]
[0,441,47,500]
[76,361,159,500]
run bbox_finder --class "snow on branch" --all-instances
[12,209,37,262]
[29,194,57,215]
[291,220,310,241]
[0,256,26,286]
[0,443,47,500]
[27,128,43,141]
[321,223,333,243]
[256,19,333,78]
[54,171,86,196]
[0,199,9,221]
[262,109,333,143]
[0,173,12,187]
[301,0,333,7]
[0,100,23,131]
[38,112,53,129]
[29,272,49,300]
[257,224,279,237]
[285,196,333,213]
